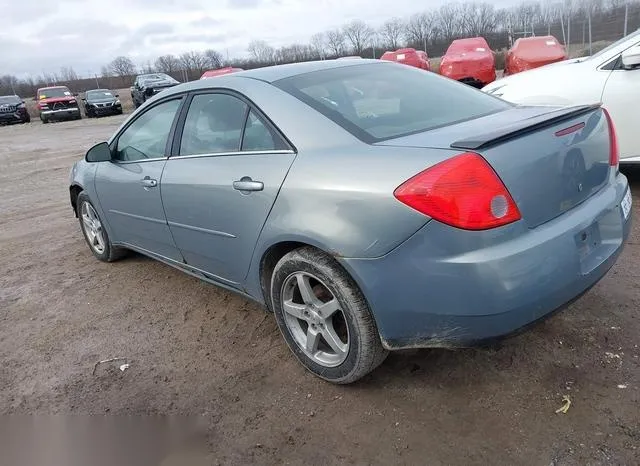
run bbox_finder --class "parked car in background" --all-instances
[0,95,30,125]
[440,37,496,87]
[69,59,631,384]
[504,35,567,75]
[200,67,244,79]
[380,48,430,71]
[131,73,180,108]
[83,89,123,118]
[483,28,640,164]
[37,86,81,123]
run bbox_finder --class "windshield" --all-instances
[38,87,72,99]
[86,90,115,99]
[0,96,20,105]
[590,28,640,60]
[275,63,510,143]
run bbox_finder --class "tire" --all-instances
[77,192,126,262]
[270,247,388,384]
[41,115,48,124]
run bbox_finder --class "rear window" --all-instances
[274,63,510,143]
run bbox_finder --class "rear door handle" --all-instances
[233,177,264,192]
[141,176,157,188]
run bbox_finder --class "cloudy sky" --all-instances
[2,0,515,78]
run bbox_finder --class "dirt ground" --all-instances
[0,116,638,466]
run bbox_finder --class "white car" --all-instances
[483,29,640,163]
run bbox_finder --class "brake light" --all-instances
[394,152,521,230]
[602,107,619,167]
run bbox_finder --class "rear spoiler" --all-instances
[450,103,602,150]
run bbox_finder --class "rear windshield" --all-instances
[274,63,510,143]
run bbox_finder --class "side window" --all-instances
[241,110,289,151]
[115,98,181,162]
[180,93,248,156]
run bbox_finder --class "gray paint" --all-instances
[70,59,631,349]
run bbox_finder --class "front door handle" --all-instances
[233,177,264,192]
[141,176,158,188]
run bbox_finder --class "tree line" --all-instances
[1,0,639,98]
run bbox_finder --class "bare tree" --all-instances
[405,12,437,50]
[179,51,208,77]
[437,4,463,42]
[380,17,405,50]
[109,56,136,80]
[248,40,275,63]
[203,49,223,69]
[343,20,374,55]
[326,29,346,56]
[59,66,79,82]
[461,2,498,37]
[155,54,180,74]
[310,32,326,59]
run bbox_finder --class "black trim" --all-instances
[450,104,602,151]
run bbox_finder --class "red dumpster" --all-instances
[440,37,496,88]
[505,36,568,75]
[380,48,431,71]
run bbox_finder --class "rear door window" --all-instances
[274,63,511,143]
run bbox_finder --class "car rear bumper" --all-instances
[341,173,631,350]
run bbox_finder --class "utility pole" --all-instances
[624,2,629,37]
[94,74,100,88]
[589,11,593,56]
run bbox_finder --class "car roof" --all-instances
[219,59,379,83]
[154,59,389,99]
[38,86,69,90]
[87,89,111,92]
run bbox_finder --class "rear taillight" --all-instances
[602,107,619,168]
[394,152,522,230]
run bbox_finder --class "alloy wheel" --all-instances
[281,272,350,367]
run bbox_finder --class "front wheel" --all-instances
[271,247,388,384]
[77,192,126,262]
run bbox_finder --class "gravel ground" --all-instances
[0,116,638,465]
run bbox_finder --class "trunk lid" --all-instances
[377,105,611,228]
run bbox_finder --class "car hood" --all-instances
[87,97,117,104]
[143,80,178,88]
[484,57,585,93]
[40,96,77,104]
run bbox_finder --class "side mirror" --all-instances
[621,45,640,69]
[85,142,112,163]
[145,88,154,96]
[115,94,119,98]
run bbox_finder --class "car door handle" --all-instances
[233,177,264,192]
[141,177,158,188]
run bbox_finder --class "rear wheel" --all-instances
[77,192,126,262]
[271,247,388,384]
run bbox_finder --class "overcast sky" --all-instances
[1,0,519,78]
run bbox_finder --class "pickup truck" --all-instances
[37,86,81,123]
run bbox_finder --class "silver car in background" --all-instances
[69,60,631,383]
